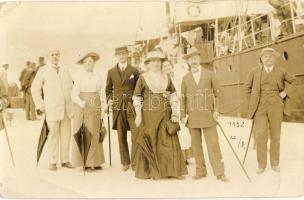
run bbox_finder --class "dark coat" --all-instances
[105,64,140,130]
[244,65,298,118]
[180,67,223,128]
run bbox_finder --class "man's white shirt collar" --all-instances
[118,62,127,71]
[264,65,274,73]
[192,66,202,84]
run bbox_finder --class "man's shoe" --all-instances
[272,166,280,173]
[121,165,129,171]
[192,174,207,180]
[256,168,266,174]
[85,167,94,172]
[175,176,186,180]
[49,164,57,171]
[94,166,103,170]
[217,175,230,182]
[62,162,74,168]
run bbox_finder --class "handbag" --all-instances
[99,120,107,143]
[166,120,181,135]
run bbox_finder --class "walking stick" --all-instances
[1,111,15,166]
[242,120,254,165]
[107,106,112,167]
[217,122,251,182]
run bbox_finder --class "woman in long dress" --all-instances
[163,60,192,164]
[133,50,187,179]
[71,52,105,171]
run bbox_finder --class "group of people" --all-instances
[19,57,46,120]
[24,45,296,182]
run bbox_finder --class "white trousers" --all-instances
[47,113,71,165]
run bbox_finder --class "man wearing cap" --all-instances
[37,57,46,70]
[180,48,229,182]
[31,50,74,171]
[22,62,38,120]
[245,47,297,174]
[106,46,140,171]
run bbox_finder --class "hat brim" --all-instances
[183,51,201,60]
[77,55,100,64]
[144,57,167,65]
[258,51,280,58]
[115,50,129,55]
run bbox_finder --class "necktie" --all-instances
[53,66,59,74]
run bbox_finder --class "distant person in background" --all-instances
[36,57,46,99]
[36,57,46,70]
[21,62,37,120]
[31,50,74,171]
[19,61,32,88]
[0,64,9,93]
[268,0,293,36]
[30,62,36,69]
[19,61,32,105]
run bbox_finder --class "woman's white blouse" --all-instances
[71,67,105,108]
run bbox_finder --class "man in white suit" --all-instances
[31,50,73,171]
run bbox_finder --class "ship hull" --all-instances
[213,33,304,122]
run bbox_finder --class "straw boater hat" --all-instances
[258,47,280,58]
[115,46,129,55]
[143,50,167,65]
[182,47,201,60]
[77,52,100,64]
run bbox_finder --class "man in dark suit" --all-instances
[19,61,37,120]
[106,46,140,171]
[245,47,297,174]
[180,48,229,182]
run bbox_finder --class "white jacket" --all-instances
[31,64,73,122]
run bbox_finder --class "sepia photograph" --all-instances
[0,0,303,198]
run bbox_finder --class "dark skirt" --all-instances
[71,92,105,167]
[135,94,187,179]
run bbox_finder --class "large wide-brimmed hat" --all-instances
[183,47,201,60]
[258,47,280,58]
[115,46,129,55]
[77,52,100,64]
[144,50,167,65]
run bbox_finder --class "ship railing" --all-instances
[215,0,304,57]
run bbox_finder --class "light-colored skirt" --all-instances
[71,92,105,167]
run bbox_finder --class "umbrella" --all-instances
[36,117,49,165]
[136,129,161,180]
[73,124,92,172]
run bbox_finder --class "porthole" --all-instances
[283,51,288,61]
[227,65,232,72]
